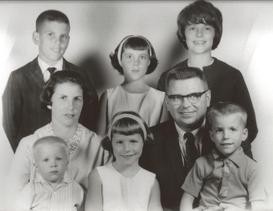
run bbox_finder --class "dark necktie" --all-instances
[47,67,56,77]
[184,132,199,167]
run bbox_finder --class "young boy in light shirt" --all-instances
[14,136,84,211]
[180,102,265,211]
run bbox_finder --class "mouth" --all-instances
[220,143,234,148]
[65,114,75,118]
[50,170,59,174]
[179,111,196,117]
[131,69,140,73]
[121,154,136,158]
[193,40,206,45]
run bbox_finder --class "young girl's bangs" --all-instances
[123,37,149,51]
[111,118,145,140]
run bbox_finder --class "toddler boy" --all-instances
[14,136,83,211]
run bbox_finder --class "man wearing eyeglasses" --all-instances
[140,66,213,211]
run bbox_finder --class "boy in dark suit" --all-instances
[2,10,98,152]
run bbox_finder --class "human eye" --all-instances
[168,95,181,103]
[130,139,139,144]
[75,96,83,102]
[56,157,63,161]
[188,93,199,101]
[140,54,148,61]
[214,128,223,133]
[114,140,123,145]
[230,127,237,132]
[43,158,49,162]
[46,32,55,40]
[60,95,67,100]
[60,34,69,42]
[187,25,196,31]
[123,53,132,60]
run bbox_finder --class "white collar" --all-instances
[38,57,63,75]
[174,122,199,140]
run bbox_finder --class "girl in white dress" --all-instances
[85,111,163,211]
[97,35,168,135]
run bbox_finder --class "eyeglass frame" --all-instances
[166,90,209,105]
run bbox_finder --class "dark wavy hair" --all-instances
[110,35,158,74]
[177,0,222,50]
[40,70,87,108]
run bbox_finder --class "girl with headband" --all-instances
[85,111,163,211]
[97,35,168,135]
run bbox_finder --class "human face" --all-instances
[210,114,248,157]
[185,23,215,55]
[34,144,68,184]
[166,78,211,131]
[121,48,150,82]
[112,133,144,168]
[33,21,70,65]
[51,82,83,128]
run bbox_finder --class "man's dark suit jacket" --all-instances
[140,120,213,211]
[2,57,99,152]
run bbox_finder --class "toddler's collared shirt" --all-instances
[38,57,63,81]
[30,172,83,211]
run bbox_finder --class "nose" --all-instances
[223,130,230,139]
[50,159,57,167]
[181,97,192,108]
[196,27,204,37]
[133,57,140,66]
[66,99,75,110]
[123,142,131,152]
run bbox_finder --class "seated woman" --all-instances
[6,70,110,207]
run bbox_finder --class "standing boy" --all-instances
[180,102,265,211]
[2,10,98,152]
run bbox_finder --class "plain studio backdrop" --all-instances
[0,0,273,208]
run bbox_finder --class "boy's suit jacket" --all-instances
[2,57,98,152]
[140,120,213,211]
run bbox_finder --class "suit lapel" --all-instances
[28,58,44,88]
[164,121,186,185]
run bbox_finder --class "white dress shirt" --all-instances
[38,57,63,81]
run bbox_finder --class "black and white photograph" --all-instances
[0,1,273,210]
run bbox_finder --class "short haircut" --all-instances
[102,111,153,152]
[36,10,70,32]
[110,35,158,74]
[207,101,248,129]
[177,0,222,50]
[33,136,68,159]
[40,70,86,108]
[165,66,208,91]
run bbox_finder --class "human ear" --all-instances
[32,31,39,45]
[206,89,211,107]
[241,128,248,142]
[209,130,215,143]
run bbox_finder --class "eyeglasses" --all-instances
[166,90,208,105]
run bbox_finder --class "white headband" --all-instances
[108,113,147,140]
[117,35,152,66]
